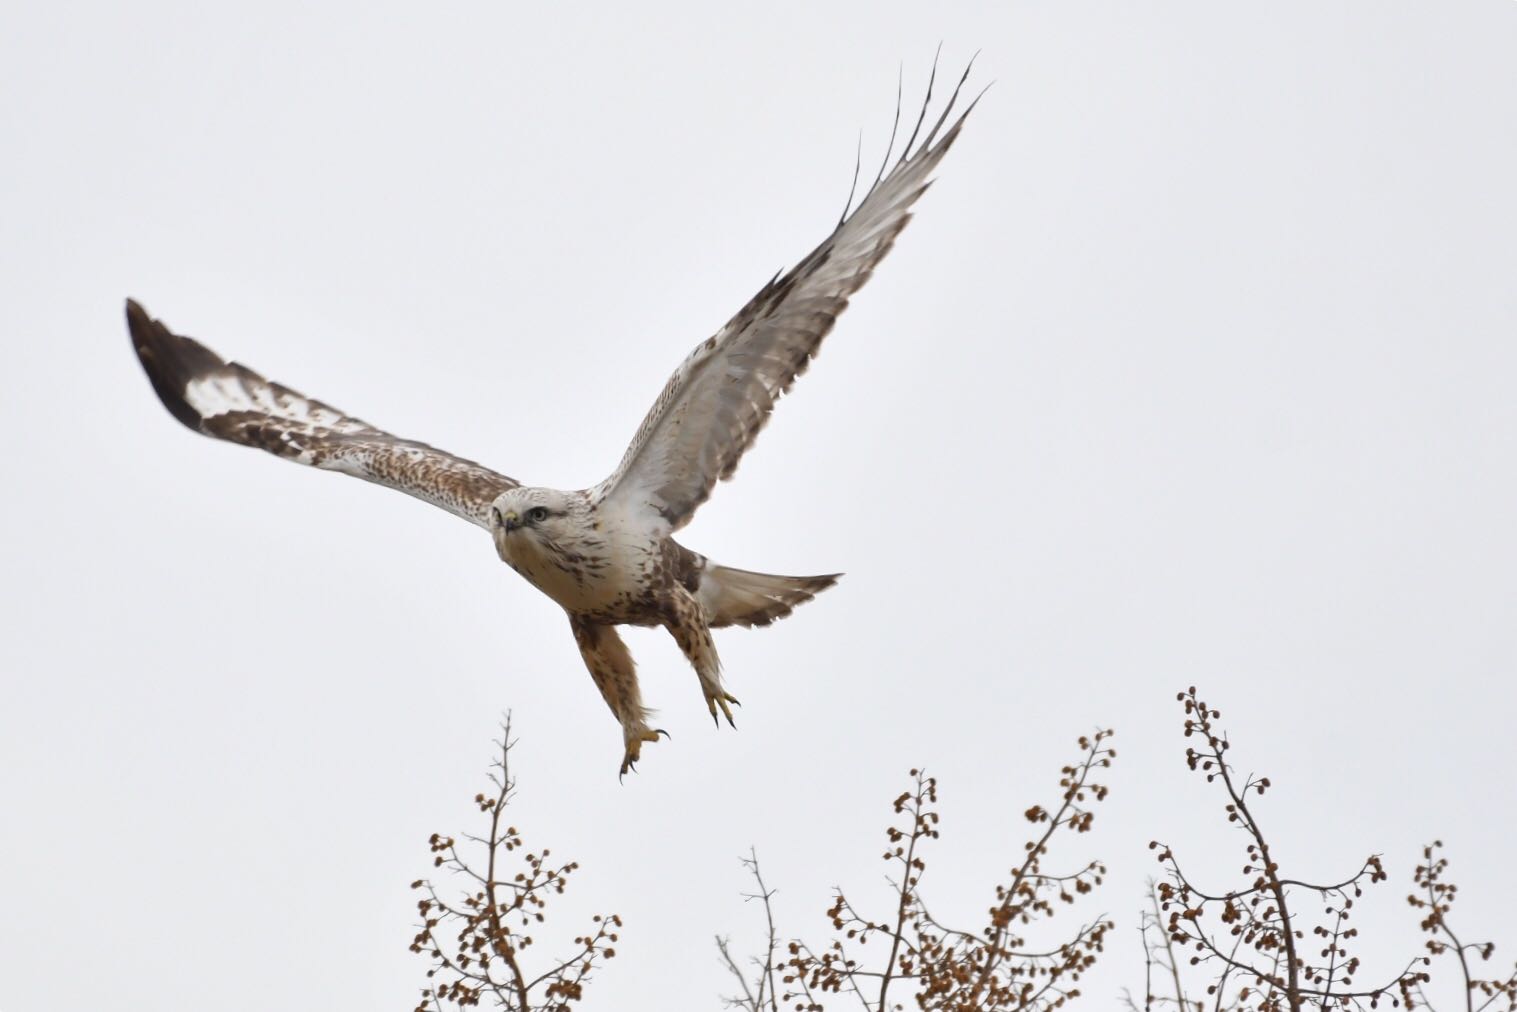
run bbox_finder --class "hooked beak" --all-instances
[490,509,518,564]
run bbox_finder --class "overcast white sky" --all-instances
[3,2,1516,1010]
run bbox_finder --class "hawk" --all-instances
[128,64,979,775]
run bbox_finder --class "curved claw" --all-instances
[706,692,741,729]
[619,727,668,779]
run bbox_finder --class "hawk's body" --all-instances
[127,64,979,774]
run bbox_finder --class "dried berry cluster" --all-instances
[1406,842,1517,1012]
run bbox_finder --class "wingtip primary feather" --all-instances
[920,55,981,152]
[837,129,865,228]
[839,51,982,233]
[125,299,228,433]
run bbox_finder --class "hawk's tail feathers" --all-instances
[699,565,841,629]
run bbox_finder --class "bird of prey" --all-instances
[128,63,979,775]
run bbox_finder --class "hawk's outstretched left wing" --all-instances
[592,62,981,534]
[127,300,518,529]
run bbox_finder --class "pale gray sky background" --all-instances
[3,2,1515,1010]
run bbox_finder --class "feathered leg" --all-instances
[568,616,664,775]
[664,585,739,728]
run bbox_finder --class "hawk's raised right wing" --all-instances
[127,300,518,529]
[592,60,981,534]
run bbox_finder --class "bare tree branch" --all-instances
[725,731,1115,1012]
[409,715,621,1011]
[1148,688,1429,1012]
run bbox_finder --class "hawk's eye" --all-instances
[527,506,550,524]
[491,507,504,527]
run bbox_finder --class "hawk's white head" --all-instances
[490,487,579,556]
[488,488,603,605]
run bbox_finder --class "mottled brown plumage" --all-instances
[127,61,979,775]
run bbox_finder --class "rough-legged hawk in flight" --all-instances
[128,63,980,775]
